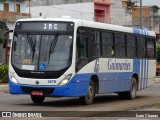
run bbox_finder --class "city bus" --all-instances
[4,18,156,105]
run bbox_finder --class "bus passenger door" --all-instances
[76,30,88,72]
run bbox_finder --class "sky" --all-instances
[142,0,160,7]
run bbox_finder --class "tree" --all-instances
[0,0,6,3]
[156,44,160,63]
[0,0,26,3]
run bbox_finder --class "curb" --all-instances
[0,84,9,94]
[0,84,8,88]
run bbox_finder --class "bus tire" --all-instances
[31,95,45,104]
[126,77,137,100]
[79,80,95,105]
[118,92,126,99]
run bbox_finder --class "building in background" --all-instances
[132,5,160,32]
[94,0,111,23]
[0,0,31,64]
[94,0,132,26]
[26,2,94,21]
[0,0,31,32]
[26,0,93,7]
[28,0,132,26]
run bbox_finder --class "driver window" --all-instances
[76,35,88,60]
[76,29,88,72]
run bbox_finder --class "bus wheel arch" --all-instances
[79,75,99,105]
[91,75,99,94]
[118,74,138,100]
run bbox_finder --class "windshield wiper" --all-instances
[27,35,36,62]
[48,33,59,63]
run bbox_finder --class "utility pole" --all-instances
[29,0,31,15]
[14,0,16,12]
[140,0,143,29]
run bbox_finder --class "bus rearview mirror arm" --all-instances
[3,30,13,48]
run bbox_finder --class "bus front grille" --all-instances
[20,86,54,94]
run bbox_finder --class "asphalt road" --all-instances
[0,82,160,119]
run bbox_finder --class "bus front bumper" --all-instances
[9,80,88,97]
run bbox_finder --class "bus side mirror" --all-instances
[3,30,13,48]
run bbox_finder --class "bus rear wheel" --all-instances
[31,95,45,104]
[126,77,137,100]
[79,80,95,105]
[118,92,126,99]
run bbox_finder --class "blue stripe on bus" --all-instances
[145,60,148,88]
[133,28,149,35]
[143,60,146,89]
[99,73,132,93]
[9,59,150,97]
[139,60,141,90]
[146,60,149,87]
[144,60,146,88]
[133,28,141,34]
[140,60,143,90]
[139,59,149,89]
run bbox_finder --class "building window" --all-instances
[4,3,9,12]
[16,4,20,13]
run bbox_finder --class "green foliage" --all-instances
[154,103,160,108]
[0,0,26,3]
[0,64,8,83]
[156,44,160,62]
[0,0,6,3]
[0,38,4,44]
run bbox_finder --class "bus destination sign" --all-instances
[15,22,74,32]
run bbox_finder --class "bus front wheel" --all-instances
[31,95,45,104]
[79,80,95,105]
[126,77,137,100]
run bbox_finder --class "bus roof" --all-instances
[16,18,155,37]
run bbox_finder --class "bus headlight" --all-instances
[11,77,18,84]
[59,74,72,86]
[9,72,18,84]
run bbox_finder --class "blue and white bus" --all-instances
[5,18,156,105]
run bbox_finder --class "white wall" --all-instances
[110,0,132,26]
[26,0,93,7]
[27,2,94,21]
[27,1,132,26]
[0,0,27,13]
[0,3,3,10]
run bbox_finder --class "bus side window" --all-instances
[76,35,88,59]
[137,37,146,58]
[147,37,155,59]
[115,33,125,58]
[102,31,113,57]
[126,35,136,58]
[91,31,101,57]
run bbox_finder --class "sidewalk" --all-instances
[155,77,160,83]
[0,84,9,94]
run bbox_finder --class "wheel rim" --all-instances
[87,86,94,100]
[131,83,136,97]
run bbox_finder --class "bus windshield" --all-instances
[11,33,73,71]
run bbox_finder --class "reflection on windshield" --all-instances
[12,34,73,71]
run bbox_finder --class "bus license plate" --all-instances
[31,91,43,96]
